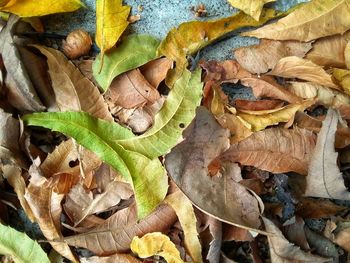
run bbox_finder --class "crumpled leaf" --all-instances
[117,68,203,159]
[105,69,160,109]
[93,35,160,92]
[242,0,350,42]
[165,191,203,263]
[263,217,330,263]
[131,232,184,263]
[234,39,312,74]
[287,81,350,108]
[227,0,275,21]
[158,8,282,86]
[0,16,45,112]
[165,107,263,230]
[305,109,350,200]
[65,202,177,255]
[0,0,83,17]
[81,254,141,263]
[333,68,350,95]
[0,222,50,263]
[95,0,130,64]
[23,112,168,219]
[214,127,316,175]
[268,56,338,89]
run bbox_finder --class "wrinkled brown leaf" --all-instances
[234,99,284,111]
[81,254,141,263]
[206,217,222,263]
[140,57,173,88]
[296,198,347,219]
[282,217,310,250]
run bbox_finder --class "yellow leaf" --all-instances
[242,0,350,42]
[165,191,203,263]
[157,8,282,86]
[130,232,184,263]
[0,0,83,17]
[333,68,350,95]
[96,0,130,65]
[227,0,275,21]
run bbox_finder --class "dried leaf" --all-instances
[296,198,347,219]
[206,217,222,263]
[105,69,160,109]
[131,232,184,263]
[332,221,350,252]
[227,0,275,21]
[165,191,203,263]
[242,0,350,42]
[305,109,350,200]
[234,40,312,74]
[165,107,262,230]
[263,217,329,263]
[216,127,316,175]
[234,99,284,111]
[65,203,177,255]
[333,68,350,95]
[81,254,140,263]
[140,57,173,88]
[283,217,310,251]
[268,56,338,89]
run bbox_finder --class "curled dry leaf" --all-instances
[234,39,312,74]
[65,202,177,255]
[282,216,310,251]
[105,69,160,109]
[242,0,350,42]
[81,254,140,263]
[214,127,316,175]
[234,99,284,111]
[165,107,262,230]
[268,56,338,89]
[227,0,275,21]
[140,57,173,88]
[263,217,329,263]
[305,109,350,200]
[296,198,347,219]
[206,217,222,263]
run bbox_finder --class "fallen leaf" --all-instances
[227,0,275,21]
[234,99,284,111]
[268,56,338,89]
[81,254,140,263]
[215,127,316,175]
[165,191,203,263]
[234,39,312,74]
[282,217,310,250]
[93,35,160,92]
[332,221,350,252]
[296,198,347,219]
[263,217,329,263]
[241,76,302,104]
[306,33,348,68]
[131,232,184,263]
[305,109,350,200]
[0,0,83,17]
[140,57,173,88]
[242,0,350,41]
[333,68,350,95]
[165,107,262,230]
[65,202,177,255]
[0,16,45,111]
[105,69,160,109]
[206,217,222,263]
[0,222,50,263]
[158,8,282,86]
[287,81,350,108]
[95,0,130,65]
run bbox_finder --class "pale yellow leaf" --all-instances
[333,68,350,95]
[227,0,275,21]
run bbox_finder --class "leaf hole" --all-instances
[179,123,185,128]
[69,159,79,168]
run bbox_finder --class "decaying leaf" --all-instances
[234,39,312,74]
[305,109,350,200]
[332,220,350,252]
[206,217,223,263]
[296,198,347,219]
[268,56,338,89]
[215,127,316,175]
[131,232,184,263]
[227,0,275,21]
[140,57,173,88]
[95,0,130,64]
[263,217,329,263]
[65,203,177,255]
[242,0,350,42]
[93,35,160,92]
[333,68,350,95]
[81,254,141,263]
[165,107,262,230]
[234,99,284,111]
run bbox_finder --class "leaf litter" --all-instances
[2,0,350,262]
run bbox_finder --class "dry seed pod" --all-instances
[63,29,92,59]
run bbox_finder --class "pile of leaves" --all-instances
[1,0,350,262]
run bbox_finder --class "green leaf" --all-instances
[117,68,203,159]
[22,112,168,219]
[93,34,160,92]
[0,223,50,263]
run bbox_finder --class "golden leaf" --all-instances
[333,68,350,95]
[227,0,275,21]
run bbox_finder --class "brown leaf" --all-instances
[81,254,141,263]
[105,69,160,109]
[234,99,284,111]
[282,217,310,251]
[215,127,316,175]
[305,109,350,200]
[140,57,173,88]
[332,221,350,252]
[268,56,338,89]
[263,217,329,263]
[241,76,302,104]
[234,39,312,74]
[296,198,347,219]
[206,217,222,263]
[65,202,177,256]
[0,16,45,112]
[165,107,262,230]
